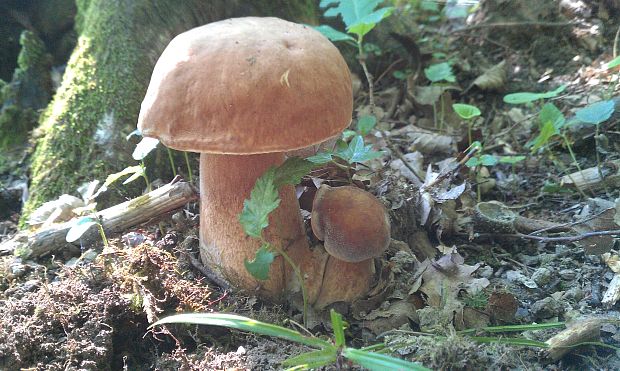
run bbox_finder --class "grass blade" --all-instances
[343,347,431,371]
[152,313,330,349]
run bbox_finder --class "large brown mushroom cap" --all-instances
[311,185,391,263]
[138,17,352,154]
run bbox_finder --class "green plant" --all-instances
[315,0,393,112]
[453,102,481,146]
[152,309,429,370]
[503,85,566,105]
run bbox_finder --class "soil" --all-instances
[2,1,620,370]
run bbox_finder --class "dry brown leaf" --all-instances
[472,60,507,91]
[419,250,489,307]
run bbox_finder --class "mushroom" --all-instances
[311,185,390,262]
[137,17,352,298]
[310,185,390,307]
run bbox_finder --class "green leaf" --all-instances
[330,309,346,347]
[575,100,615,125]
[538,102,565,130]
[102,165,143,189]
[468,336,549,348]
[335,135,383,164]
[503,85,566,104]
[306,152,334,164]
[132,137,159,160]
[453,103,481,120]
[313,25,355,42]
[465,157,481,168]
[526,119,558,152]
[244,243,275,281]
[424,62,455,83]
[321,0,391,31]
[281,348,338,369]
[479,154,498,166]
[273,157,317,188]
[151,313,331,349]
[238,168,280,238]
[343,348,431,371]
[606,56,620,69]
[356,115,377,135]
[66,217,99,243]
[122,165,145,184]
[499,155,526,165]
[342,129,356,140]
[347,7,393,38]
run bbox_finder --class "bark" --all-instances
[22,0,317,224]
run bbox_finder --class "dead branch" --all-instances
[0,180,198,258]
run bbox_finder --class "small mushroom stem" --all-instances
[199,152,309,299]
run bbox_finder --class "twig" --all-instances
[475,229,620,243]
[451,20,577,34]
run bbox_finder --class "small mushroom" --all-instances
[311,185,390,263]
[310,185,390,307]
[137,17,352,298]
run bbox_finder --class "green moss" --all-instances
[21,0,151,225]
[0,31,52,151]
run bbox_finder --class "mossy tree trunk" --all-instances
[22,0,317,223]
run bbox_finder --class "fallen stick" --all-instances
[602,274,620,308]
[545,318,602,361]
[0,179,198,259]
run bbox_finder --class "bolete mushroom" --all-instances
[137,17,352,298]
[311,185,390,263]
[310,185,390,307]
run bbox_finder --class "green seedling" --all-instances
[574,99,615,194]
[503,84,566,105]
[465,141,497,201]
[152,309,430,371]
[424,62,456,129]
[66,215,108,248]
[453,103,481,146]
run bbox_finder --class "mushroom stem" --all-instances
[199,152,309,299]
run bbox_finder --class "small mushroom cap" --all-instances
[138,17,352,154]
[311,185,390,263]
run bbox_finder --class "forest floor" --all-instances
[2,1,620,370]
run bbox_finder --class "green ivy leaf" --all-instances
[356,115,377,135]
[238,168,280,238]
[306,152,334,164]
[244,243,275,281]
[273,157,317,187]
[335,135,383,164]
[575,100,615,126]
[424,62,455,83]
[503,85,566,104]
[453,103,481,120]
[313,25,355,42]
